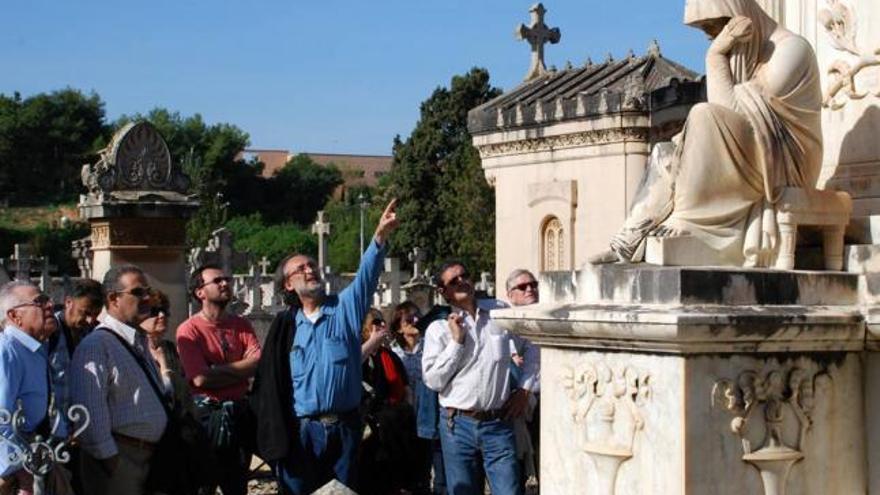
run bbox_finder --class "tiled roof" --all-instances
[469,48,702,134]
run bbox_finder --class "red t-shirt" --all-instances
[176,314,262,401]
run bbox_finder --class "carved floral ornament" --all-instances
[475,127,649,159]
[712,366,825,495]
[819,0,880,109]
[562,361,651,495]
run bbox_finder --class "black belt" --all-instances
[298,409,359,425]
[446,407,504,422]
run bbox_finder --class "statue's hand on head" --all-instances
[710,16,753,56]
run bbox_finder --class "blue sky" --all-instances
[1,1,709,155]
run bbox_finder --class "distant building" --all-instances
[237,149,392,196]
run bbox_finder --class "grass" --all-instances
[0,203,81,231]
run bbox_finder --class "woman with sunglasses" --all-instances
[141,290,194,417]
[358,308,418,494]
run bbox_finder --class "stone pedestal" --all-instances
[79,122,199,330]
[493,265,873,494]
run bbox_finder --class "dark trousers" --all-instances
[197,399,252,495]
[274,416,362,495]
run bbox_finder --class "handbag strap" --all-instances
[98,327,172,417]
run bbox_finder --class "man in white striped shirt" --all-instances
[422,261,539,495]
[70,265,167,495]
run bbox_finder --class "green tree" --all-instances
[225,213,316,268]
[0,89,108,204]
[386,67,501,274]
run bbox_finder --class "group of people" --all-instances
[0,199,543,495]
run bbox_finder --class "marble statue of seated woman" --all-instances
[591,0,823,267]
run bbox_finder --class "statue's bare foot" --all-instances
[588,249,620,265]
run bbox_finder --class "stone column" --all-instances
[494,265,868,494]
[79,122,199,330]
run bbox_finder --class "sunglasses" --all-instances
[442,273,470,289]
[287,262,318,278]
[116,286,152,298]
[512,281,538,292]
[371,318,386,326]
[200,276,232,288]
[10,294,51,310]
[404,314,420,324]
[149,307,168,318]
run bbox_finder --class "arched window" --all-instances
[542,216,564,271]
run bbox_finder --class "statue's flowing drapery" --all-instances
[609,0,822,267]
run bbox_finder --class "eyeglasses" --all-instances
[371,318,386,326]
[199,276,232,288]
[115,287,152,298]
[287,262,318,278]
[404,314,420,325]
[512,281,538,292]
[10,294,51,310]
[442,273,470,289]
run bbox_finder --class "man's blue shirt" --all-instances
[0,325,50,477]
[290,239,385,417]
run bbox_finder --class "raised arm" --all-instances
[422,319,466,392]
[706,16,754,111]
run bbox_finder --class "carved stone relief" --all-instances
[712,366,825,495]
[819,0,880,108]
[476,127,649,159]
[81,121,190,196]
[90,218,187,249]
[563,361,651,495]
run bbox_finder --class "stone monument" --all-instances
[79,121,199,329]
[469,4,704,283]
[476,1,880,493]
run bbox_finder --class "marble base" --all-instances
[493,265,875,494]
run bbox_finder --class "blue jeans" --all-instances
[439,409,522,495]
[274,416,362,495]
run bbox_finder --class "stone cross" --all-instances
[476,271,495,296]
[10,244,35,281]
[384,258,403,306]
[246,264,264,313]
[312,211,331,270]
[258,256,272,277]
[515,3,561,81]
[408,247,426,281]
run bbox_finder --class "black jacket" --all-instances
[249,308,297,462]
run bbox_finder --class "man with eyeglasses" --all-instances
[251,199,399,495]
[0,281,55,495]
[505,269,541,492]
[70,265,168,495]
[422,262,539,495]
[177,264,261,495]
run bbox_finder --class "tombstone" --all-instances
[475,271,494,298]
[312,479,358,495]
[8,244,35,281]
[407,247,428,282]
[79,121,199,329]
[379,258,409,308]
[70,237,93,279]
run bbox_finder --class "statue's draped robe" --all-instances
[611,0,822,266]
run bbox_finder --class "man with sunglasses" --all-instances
[0,281,55,495]
[70,265,168,495]
[252,199,399,495]
[422,262,539,495]
[177,264,261,495]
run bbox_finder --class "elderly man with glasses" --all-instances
[422,262,540,495]
[70,265,168,495]
[0,281,55,495]
[251,199,399,495]
[177,264,261,495]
